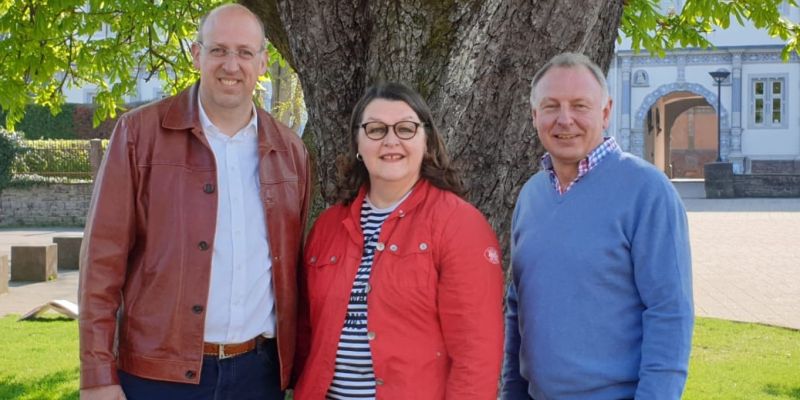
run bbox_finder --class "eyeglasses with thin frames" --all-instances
[361,121,423,140]
[196,42,263,61]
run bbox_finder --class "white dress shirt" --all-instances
[199,99,275,343]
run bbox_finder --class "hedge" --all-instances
[0,104,120,140]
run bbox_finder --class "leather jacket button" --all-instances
[198,241,209,251]
[192,305,204,314]
[185,370,196,379]
[203,183,215,194]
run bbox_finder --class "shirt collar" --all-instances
[540,136,620,173]
[198,96,258,140]
[540,137,621,194]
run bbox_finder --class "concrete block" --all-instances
[704,162,734,199]
[10,245,58,282]
[53,236,83,270]
[0,255,8,294]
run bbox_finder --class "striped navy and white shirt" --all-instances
[326,195,404,400]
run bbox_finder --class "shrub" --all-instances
[11,139,107,180]
[71,104,119,139]
[0,129,25,190]
[8,173,93,187]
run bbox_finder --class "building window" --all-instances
[750,76,786,129]
[85,91,98,104]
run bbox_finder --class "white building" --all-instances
[63,70,168,105]
[608,2,800,177]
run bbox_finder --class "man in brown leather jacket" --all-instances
[78,4,311,399]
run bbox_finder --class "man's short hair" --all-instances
[529,52,609,107]
[195,3,267,49]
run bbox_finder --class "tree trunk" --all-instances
[244,0,625,263]
[269,63,304,132]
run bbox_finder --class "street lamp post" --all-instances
[709,70,731,162]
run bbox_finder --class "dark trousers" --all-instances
[119,338,283,400]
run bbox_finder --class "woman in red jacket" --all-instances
[294,82,504,400]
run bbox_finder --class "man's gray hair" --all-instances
[195,3,267,49]
[529,52,609,107]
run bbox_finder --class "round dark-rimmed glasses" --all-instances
[361,121,423,140]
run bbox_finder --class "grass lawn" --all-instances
[0,315,78,400]
[685,318,800,399]
[0,315,798,399]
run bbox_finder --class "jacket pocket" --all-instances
[377,238,435,289]
[304,251,347,304]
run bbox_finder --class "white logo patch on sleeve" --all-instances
[484,246,500,265]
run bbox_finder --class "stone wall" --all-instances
[705,162,800,198]
[0,183,92,227]
[733,174,800,198]
[750,159,800,175]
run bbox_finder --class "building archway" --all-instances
[633,82,729,178]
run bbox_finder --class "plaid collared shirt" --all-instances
[541,136,621,195]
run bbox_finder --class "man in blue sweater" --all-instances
[501,52,694,399]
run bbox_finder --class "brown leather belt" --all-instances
[203,336,267,359]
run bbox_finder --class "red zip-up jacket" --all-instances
[294,180,504,399]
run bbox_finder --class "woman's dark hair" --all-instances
[335,82,465,204]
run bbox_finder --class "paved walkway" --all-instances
[683,197,800,330]
[1,195,799,330]
[0,228,83,317]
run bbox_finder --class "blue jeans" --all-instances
[119,338,284,400]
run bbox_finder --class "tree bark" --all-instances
[243,0,625,263]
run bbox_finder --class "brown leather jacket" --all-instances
[78,83,311,390]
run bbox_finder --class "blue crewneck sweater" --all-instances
[502,151,693,400]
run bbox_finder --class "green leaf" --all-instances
[0,0,289,128]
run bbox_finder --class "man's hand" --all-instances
[81,384,126,399]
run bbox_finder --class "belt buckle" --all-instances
[218,344,233,360]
